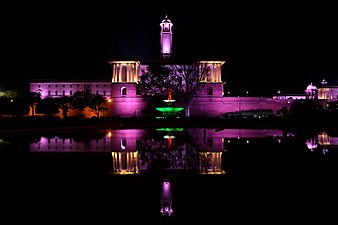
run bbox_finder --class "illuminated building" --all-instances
[29,16,336,118]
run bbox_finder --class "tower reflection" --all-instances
[29,127,309,219]
[160,179,173,217]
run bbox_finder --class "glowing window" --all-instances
[121,87,127,96]
[121,139,127,149]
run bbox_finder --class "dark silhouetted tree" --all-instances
[171,63,210,117]
[57,96,72,118]
[36,97,59,117]
[89,94,108,117]
[72,91,90,117]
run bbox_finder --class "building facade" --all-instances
[30,16,336,118]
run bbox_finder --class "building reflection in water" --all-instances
[305,131,338,154]
[30,128,338,218]
[31,128,338,172]
[29,128,299,175]
[160,179,173,217]
[111,151,140,174]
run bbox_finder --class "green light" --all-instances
[156,128,184,132]
[155,107,184,113]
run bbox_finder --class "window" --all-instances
[63,90,65,96]
[121,139,127,149]
[103,85,106,87]
[48,91,51,96]
[55,85,58,88]
[121,87,127,96]
[70,85,72,87]
[96,91,99,95]
[48,85,51,88]
[96,85,99,87]
[55,91,58,96]
[63,85,65,87]
[38,85,40,88]
[70,90,72,95]
[207,139,213,147]
[103,90,106,95]
[207,87,213,96]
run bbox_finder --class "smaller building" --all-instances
[317,78,338,100]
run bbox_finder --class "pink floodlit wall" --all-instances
[189,128,285,152]
[107,97,148,117]
[30,82,112,99]
[30,129,147,152]
[110,83,138,97]
[161,35,171,55]
[195,83,224,97]
[190,97,295,117]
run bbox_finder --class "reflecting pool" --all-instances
[1,128,337,224]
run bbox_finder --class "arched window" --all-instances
[121,139,127,149]
[121,87,127,96]
[207,87,213,96]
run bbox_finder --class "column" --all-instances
[218,64,222,82]
[114,64,117,82]
[118,64,122,82]
[127,64,130,82]
[135,64,138,82]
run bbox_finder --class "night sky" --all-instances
[1,2,337,96]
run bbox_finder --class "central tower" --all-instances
[160,15,173,59]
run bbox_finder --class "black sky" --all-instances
[1,2,337,96]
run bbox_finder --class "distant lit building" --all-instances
[317,78,338,100]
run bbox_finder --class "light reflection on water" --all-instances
[2,128,338,223]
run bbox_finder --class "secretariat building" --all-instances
[30,16,336,118]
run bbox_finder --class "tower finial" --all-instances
[321,78,327,86]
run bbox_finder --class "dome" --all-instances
[306,83,317,90]
[161,15,172,23]
[162,18,171,23]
